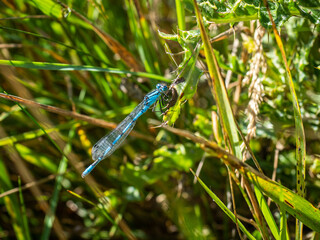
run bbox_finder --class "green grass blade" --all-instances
[265,4,307,238]
[0,158,25,240]
[175,0,186,30]
[191,169,255,240]
[0,121,77,147]
[191,0,241,159]
[67,190,95,206]
[254,185,280,240]
[0,60,169,82]
[27,0,90,28]
[247,172,320,232]
[192,1,269,237]
[17,177,31,240]
[279,204,289,240]
[41,126,75,240]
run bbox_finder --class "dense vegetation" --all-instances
[0,0,319,239]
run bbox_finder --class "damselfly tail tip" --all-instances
[81,166,92,178]
[81,158,101,178]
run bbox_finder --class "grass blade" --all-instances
[0,158,25,240]
[192,1,269,237]
[254,185,280,240]
[0,60,169,82]
[191,169,255,240]
[17,177,31,240]
[160,123,320,232]
[264,2,307,238]
[41,130,73,239]
[191,0,241,159]
[175,0,186,30]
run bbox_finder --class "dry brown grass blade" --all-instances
[152,119,265,178]
[0,174,56,198]
[0,93,154,142]
[56,1,143,72]
[210,25,249,43]
[43,48,104,103]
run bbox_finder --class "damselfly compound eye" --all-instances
[156,84,168,92]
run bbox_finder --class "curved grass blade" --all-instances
[17,177,31,240]
[41,127,75,240]
[0,159,26,240]
[191,169,255,240]
[192,0,241,159]
[0,60,169,82]
[254,185,280,239]
[247,171,320,232]
[160,123,320,232]
[192,1,270,237]
[28,0,143,71]
[125,0,161,75]
[264,1,307,237]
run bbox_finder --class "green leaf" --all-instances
[196,0,301,27]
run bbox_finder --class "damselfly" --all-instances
[82,84,168,178]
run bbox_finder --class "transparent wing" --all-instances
[82,121,136,178]
[82,88,164,177]
[91,100,147,161]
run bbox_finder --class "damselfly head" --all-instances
[156,84,168,93]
